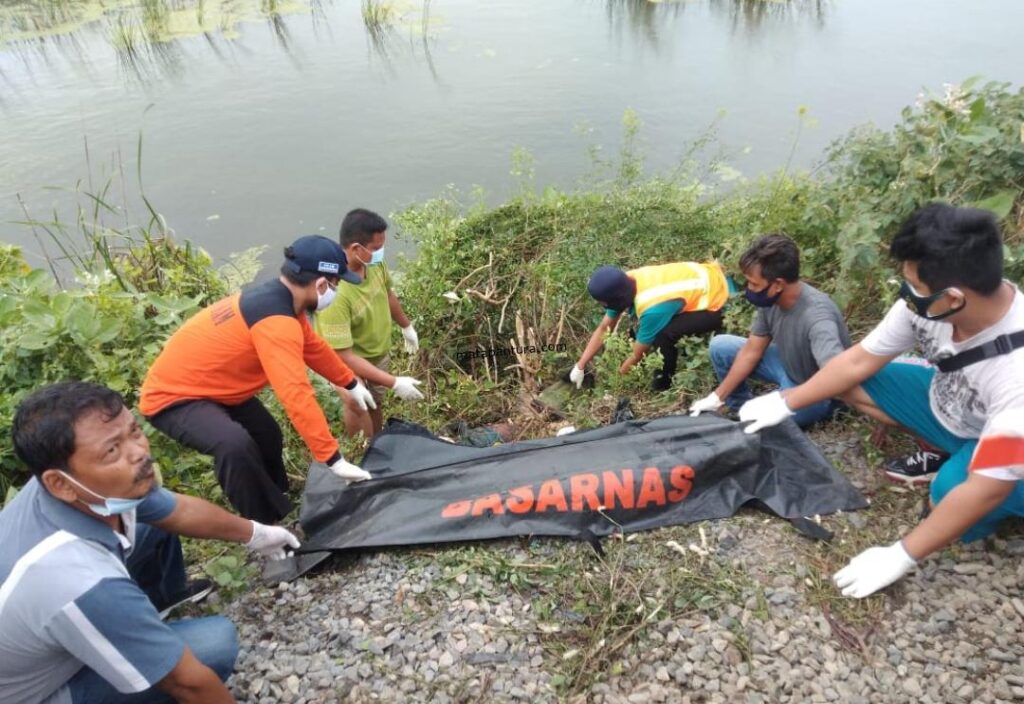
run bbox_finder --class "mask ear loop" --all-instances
[924,289,967,320]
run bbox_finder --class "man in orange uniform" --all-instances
[141,236,377,524]
[570,262,729,391]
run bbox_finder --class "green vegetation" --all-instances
[1,82,1022,669]
[3,79,1022,496]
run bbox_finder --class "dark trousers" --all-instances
[126,523,187,608]
[651,308,724,378]
[149,398,292,523]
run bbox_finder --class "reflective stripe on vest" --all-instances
[628,262,727,317]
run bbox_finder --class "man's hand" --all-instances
[329,456,372,483]
[569,365,586,389]
[392,376,424,401]
[401,325,419,354]
[344,381,377,411]
[738,391,793,434]
[833,541,916,598]
[246,521,300,561]
[689,391,723,417]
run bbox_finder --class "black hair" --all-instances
[340,208,388,248]
[12,382,126,477]
[279,262,320,286]
[739,233,800,283]
[890,203,1003,295]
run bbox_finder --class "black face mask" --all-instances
[744,283,782,308]
[898,281,965,321]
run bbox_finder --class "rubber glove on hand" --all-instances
[689,391,723,417]
[345,381,377,411]
[569,365,586,389]
[246,521,301,561]
[738,390,793,434]
[833,541,916,598]
[401,325,419,354]
[329,456,372,482]
[392,376,424,401]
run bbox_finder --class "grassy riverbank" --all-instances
[1,79,1022,593]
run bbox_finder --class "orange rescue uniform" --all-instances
[140,281,356,463]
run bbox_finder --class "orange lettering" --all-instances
[534,479,569,512]
[441,500,472,518]
[603,469,635,510]
[471,493,505,516]
[636,467,666,509]
[569,473,601,511]
[668,465,694,502]
[506,485,535,514]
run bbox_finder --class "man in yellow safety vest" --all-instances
[570,262,729,391]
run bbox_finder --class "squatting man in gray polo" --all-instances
[0,381,300,704]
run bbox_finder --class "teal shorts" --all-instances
[861,358,1024,541]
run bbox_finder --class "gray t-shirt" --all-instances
[750,283,852,384]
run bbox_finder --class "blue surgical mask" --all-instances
[58,470,146,516]
[370,247,385,265]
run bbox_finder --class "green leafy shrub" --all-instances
[0,242,223,496]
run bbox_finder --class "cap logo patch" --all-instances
[318,261,340,274]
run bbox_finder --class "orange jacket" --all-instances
[140,280,356,462]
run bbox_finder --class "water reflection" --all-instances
[709,0,828,34]
[0,0,312,83]
[603,0,687,53]
[602,0,828,48]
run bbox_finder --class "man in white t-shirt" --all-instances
[737,203,1024,598]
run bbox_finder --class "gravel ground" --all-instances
[220,424,1024,703]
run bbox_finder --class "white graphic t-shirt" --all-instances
[861,283,1024,481]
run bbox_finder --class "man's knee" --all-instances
[213,430,262,467]
[180,616,239,682]
[709,334,743,363]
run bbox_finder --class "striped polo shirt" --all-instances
[0,478,183,703]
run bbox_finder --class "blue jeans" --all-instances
[709,334,835,428]
[66,524,239,703]
[861,358,1024,542]
[67,617,238,703]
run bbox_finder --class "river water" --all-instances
[1,0,1022,266]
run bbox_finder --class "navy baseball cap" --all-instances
[284,235,361,284]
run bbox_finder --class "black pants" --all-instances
[651,308,724,378]
[148,398,292,524]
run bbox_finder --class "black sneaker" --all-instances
[155,579,215,620]
[884,450,949,485]
[650,373,673,392]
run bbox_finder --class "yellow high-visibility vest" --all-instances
[628,261,728,318]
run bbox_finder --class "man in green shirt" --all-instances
[315,209,424,438]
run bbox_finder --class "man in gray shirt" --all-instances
[689,234,852,427]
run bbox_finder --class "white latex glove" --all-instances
[569,364,586,389]
[833,541,916,598]
[401,325,419,354]
[246,521,301,561]
[689,391,723,417]
[329,456,372,482]
[392,376,424,401]
[738,390,793,434]
[345,381,377,411]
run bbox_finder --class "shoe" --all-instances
[884,450,949,485]
[155,579,215,620]
[650,373,673,392]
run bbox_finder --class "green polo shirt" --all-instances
[315,262,393,358]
